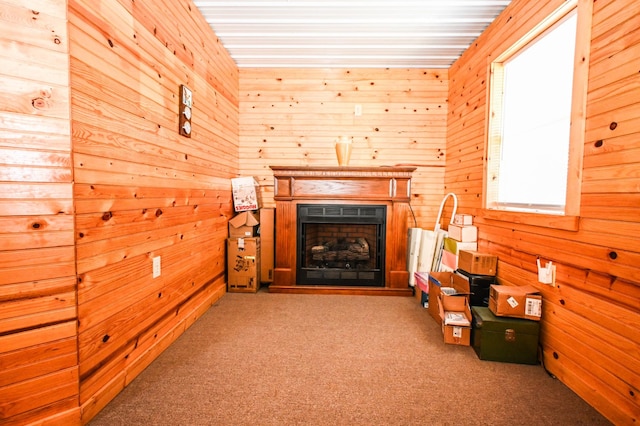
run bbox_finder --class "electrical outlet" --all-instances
[152,256,161,278]
[354,104,362,116]
[536,258,555,286]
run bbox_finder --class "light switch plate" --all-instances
[152,256,161,278]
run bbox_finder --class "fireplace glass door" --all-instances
[297,204,386,286]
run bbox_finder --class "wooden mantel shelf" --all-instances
[269,166,416,296]
[271,166,416,203]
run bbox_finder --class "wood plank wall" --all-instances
[0,0,237,423]
[447,0,639,423]
[0,1,81,424]
[68,0,238,422]
[238,68,449,228]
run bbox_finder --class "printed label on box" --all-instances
[525,298,542,317]
[507,296,519,308]
[453,326,463,338]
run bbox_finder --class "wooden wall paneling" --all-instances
[0,336,78,388]
[447,0,640,421]
[0,0,80,423]
[68,1,238,174]
[66,0,239,422]
[239,68,448,229]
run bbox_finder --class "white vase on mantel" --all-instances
[335,136,353,166]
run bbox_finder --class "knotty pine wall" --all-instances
[1,0,239,423]
[447,0,639,423]
[238,68,449,227]
[69,0,238,422]
[0,0,79,423]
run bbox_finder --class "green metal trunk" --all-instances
[471,306,540,365]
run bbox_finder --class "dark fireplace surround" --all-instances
[269,166,415,296]
[297,203,386,287]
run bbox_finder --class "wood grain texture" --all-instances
[1,0,237,423]
[447,0,640,423]
[0,1,80,424]
[238,67,449,228]
[68,0,238,422]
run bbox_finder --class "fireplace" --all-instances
[269,166,415,296]
[297,204,386,287]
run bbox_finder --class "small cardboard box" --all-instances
[427,272,470,324]
[438,291,472,346]
[447,224,477,242]
[227,238,261,292]
[454,214,473,226]
[259,208,275,283]
[458,250,498,276]
[472,306,540,364]
[228,211,260,238]
[231,176,260,212]
[440,238,478,272]
[414,272,430,308]
[489,284,542,321]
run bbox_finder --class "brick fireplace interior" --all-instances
[297,204,386,287]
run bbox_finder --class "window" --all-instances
[485,0,589,222]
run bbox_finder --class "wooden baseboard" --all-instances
[267,285,413,297]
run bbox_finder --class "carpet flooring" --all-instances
[89,289,611,425]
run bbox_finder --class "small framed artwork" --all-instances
[179,84,192,138]
[181,84,192,108]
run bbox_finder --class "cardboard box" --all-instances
[447,224,477,242]
[414,271,429,294]
[228,211,260,238]
[440,238,478,272]
[427,272,470,324]
[227,238,261,292]
[489,284,542,321]
[438,291,472,346]
[231,176,260,212]
[472,306,540,364]
[414,272,430,308]
[259,208,275,283]
[458,250,498,276]
[454,214,473,226]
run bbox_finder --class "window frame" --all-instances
[482,0,592,231]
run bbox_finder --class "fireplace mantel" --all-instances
[269,166,416,296]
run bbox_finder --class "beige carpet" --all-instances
[89,289,611,425]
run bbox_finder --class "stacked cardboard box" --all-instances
[228,211,260,238]
[441,214,477,272]
[438,290,472,346]
[426,272,473,346]
[226,208,275,290]
[454,250,498,307]
[227,238,261,292]
[488,284,542,321]
[228,177,275,290]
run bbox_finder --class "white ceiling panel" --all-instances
[193,0,512,68]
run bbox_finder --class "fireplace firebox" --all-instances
[297,204,386,286]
